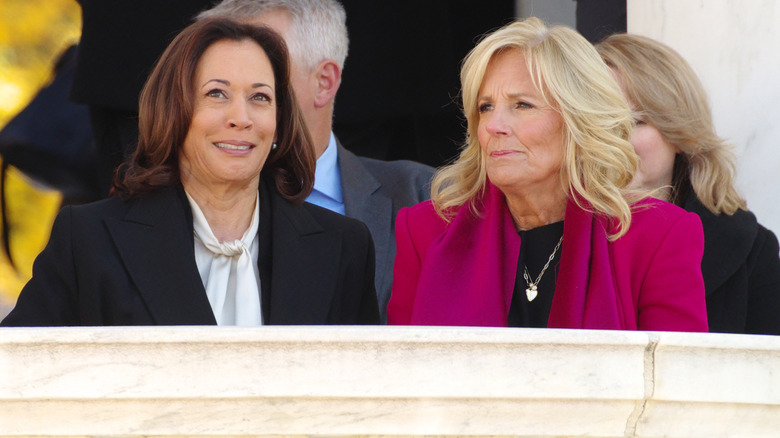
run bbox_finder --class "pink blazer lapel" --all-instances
[412,184,626,329]
[413,183,520,326]
[548,198,624,329]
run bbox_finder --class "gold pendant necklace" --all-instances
[523,236,563,302]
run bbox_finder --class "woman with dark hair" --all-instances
[2,19,379,326]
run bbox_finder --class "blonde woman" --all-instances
[387,18,708,331]
[598,34,780,335]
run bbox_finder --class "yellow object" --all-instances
[0,161,63,304]
[0,0,80,309]
[0,0,81,128]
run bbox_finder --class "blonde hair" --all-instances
[433,17,639,239]
[597,33,746,214]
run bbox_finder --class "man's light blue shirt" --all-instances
[305,132,345,215]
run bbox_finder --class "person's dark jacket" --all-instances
[685,195,780,335]
[2,178,379,326]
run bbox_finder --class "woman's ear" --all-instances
[313,59,341,108]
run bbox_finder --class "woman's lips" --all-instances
[490,150,519,157]
[214,141,254,151]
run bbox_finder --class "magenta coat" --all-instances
[387,182,708,331]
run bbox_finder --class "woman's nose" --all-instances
[227,101,252,129]
[484,111,509,136]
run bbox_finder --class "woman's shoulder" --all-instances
[66,186,179,221]
[393,201,457,261]
[620,197,703,247]
[41,194,149,252]
[756,222,779,247]
[398,200,450,235]
[683,194,758,234]
[64,194,134,220]
[301,201,371,234]
[402,199,442,221]
[631,197,700,228]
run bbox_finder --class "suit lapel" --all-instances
[266,185,342,324]
[105,187,216,325]
[337,143,393,302]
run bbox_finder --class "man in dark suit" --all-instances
[200,0,435,323]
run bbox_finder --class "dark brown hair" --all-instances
[112,18,315,203]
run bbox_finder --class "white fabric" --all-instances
[185,191,263,326]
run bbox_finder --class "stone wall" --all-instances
[628,0,780,235]
[2,327,779,437]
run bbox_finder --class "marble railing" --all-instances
[1,326,779,437]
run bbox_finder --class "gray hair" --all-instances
[198,0,349,72]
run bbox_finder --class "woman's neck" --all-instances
[654,186,672,203]
[183,179,258,242]
[504,185,568,231]
[630,178,673,203]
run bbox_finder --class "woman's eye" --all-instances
[206,89,226,99]
[251,92,271,103]
[478,103,492,113]
[634,118,646,126]
[516,101,533,109]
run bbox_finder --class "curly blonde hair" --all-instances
[432,17,639,239]
[597,33,746,214]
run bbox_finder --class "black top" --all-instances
[508,221,564,327]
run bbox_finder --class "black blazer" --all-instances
[2,179,379,326]
[685,196,780,334]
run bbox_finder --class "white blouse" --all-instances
[185,191,263,326]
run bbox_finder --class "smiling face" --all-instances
[477,49,565,197]
[179,38,277,194]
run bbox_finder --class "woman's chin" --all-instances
[488,168,543,192]
[490,175,531,195]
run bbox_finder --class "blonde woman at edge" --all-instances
[598,33,780,335]
[387,18,708,331]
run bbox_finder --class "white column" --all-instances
[627,0,780,234]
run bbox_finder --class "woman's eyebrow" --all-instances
[201,79,272,90]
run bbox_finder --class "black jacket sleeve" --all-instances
[2,207,79,326]
[745,225,780,335]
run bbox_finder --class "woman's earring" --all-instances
[272,143,277,150]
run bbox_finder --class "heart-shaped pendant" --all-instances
[526,284,538,302]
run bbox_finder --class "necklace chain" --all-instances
[523,235,563,302]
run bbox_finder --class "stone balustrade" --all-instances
[1,326,779,437]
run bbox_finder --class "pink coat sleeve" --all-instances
[636,211,708,332]
[387,202,448,325]
[387,207,419,325]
